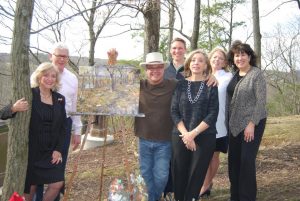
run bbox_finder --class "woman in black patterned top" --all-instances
[24,62,66,201]
[171,49,219,201]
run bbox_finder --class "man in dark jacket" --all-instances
[164,37,187,80]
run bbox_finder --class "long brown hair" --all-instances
[184,49,211,78]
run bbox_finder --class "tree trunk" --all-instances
[88,0,97,67]
[190,0,201,50]
[228,0,234,50]
[143,0,161,55]
[1,0,34,200]
[207,0,212,51]
[167,0,176,60]
[252,0,261,67]
[89,37,96,66]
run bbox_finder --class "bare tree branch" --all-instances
[99,27,141,38]
[30,0,119,34]
[261,0,296,17]
[0,4,14,18]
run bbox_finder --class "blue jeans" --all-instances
[34,117,73,201]
[139,138,171,201]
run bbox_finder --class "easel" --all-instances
[63,48,144,200]
[62,112,144,201]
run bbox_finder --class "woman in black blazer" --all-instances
[24,62,66,201]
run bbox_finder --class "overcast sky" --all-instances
[1,0,299,60]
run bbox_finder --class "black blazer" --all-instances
[0,104,16,120]
[29,87,67,154]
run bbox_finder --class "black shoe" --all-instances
[199,189,211,198]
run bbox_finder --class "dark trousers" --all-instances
[172,133,215,201]
[35,117,73,201]
[228,118,266,201]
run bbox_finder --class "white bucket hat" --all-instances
[140,52,168,68]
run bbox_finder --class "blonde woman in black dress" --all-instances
[171,49,219,201]
[24,62,66,201]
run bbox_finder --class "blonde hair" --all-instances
[184,49,211,78]
[31,62,60,91]
[208,47,230,72]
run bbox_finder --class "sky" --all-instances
[0,0,300,60]
[91,0,300,60]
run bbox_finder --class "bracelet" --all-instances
[194,127,200,134]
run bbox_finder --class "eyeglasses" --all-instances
[53,54,69,59]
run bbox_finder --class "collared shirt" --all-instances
[214,70,232,138]
[164,61,185,80]
[58,68,82,135]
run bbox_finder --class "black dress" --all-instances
[24,88,66,193]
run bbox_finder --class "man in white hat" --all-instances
[135,52,177,201]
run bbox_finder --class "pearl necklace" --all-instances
[187,81,204,104]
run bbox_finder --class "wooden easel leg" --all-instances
[62,115,94,201]
[98,115,109,201]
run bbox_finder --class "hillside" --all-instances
[62,115,300,200]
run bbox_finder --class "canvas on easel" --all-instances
[77,64,141,116]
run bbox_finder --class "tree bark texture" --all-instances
[191,0,201,50]
[228,0,234,50]
[167,0,176,60]
[89,36,96,66]
[252,0,261,67]
[1,0,34,200]
[88,0,97,66]
[143,0,161,55]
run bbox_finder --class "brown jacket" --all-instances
[134,79,177,141]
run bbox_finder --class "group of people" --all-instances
[1,38,267,201]
[1,42,82,201]
[134,38,267,201]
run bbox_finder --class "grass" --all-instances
[2,115,300,200]
[202,115,300,201]
[262,115,300,146]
